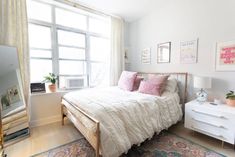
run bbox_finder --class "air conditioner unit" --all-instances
[65,78,84,89]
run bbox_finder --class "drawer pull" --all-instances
[191,126,225,139]
[192,109,227,119]
[192,118,227,129]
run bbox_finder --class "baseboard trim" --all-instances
[30,115,61,128]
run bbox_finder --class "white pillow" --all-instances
[164,78,178,93]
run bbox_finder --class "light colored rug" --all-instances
[32,131,226,157]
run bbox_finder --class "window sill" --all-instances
[30,89,77,97]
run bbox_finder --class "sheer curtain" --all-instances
[0,0,30,107]
[110,17,125,86]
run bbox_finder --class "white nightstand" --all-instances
[185,100,235,148]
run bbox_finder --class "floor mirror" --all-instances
[0,45,30,150]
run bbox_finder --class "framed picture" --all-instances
[1,93,10,110]
[7,85,21,104]
[141,48,151,64]
[157,42,171,63]
[216,40,235,71]
[180,39,198,64]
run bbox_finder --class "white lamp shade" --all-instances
[194,76,212,89]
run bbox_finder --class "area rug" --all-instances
[31,131,226,157]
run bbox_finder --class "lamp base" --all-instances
[196,89,208,102]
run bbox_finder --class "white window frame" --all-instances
[28,0,110,88]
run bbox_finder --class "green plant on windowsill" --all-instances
[43,73,58,92]
[225,91,235,107]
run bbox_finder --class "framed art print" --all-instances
[157,42,171,63]
[7,85,21,104]
[180,39,198,64]
[216,40,235,71]
[141,48,151,64]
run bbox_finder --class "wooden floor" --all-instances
[4,121,82,157]
[4,121,235,157]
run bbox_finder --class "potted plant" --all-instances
[43,73,58,92]
[226,91,235,107]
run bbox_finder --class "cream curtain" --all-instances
[110,17,125,86]
[0,0,30,106]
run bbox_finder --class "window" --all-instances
[27,0,110,89]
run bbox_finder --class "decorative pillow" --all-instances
[118,71,137,91]
[148,74,169,95]
[133,76,144,91]
[138,81,161,96]
[164,78,178,93]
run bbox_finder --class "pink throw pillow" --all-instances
[148,74,169,95]
[118,71,137,91]
[133,76,144,91]
[138,81,161,96]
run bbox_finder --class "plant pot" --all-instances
[48,84,56,93]
[226,99,235,107]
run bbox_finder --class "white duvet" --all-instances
[63,87,182,157]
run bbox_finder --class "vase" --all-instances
[48,84,56,92]
[226,99,235,107]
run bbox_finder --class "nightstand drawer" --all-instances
[190,118,234,144]
[185,100,235,145]
[190,109,234,130]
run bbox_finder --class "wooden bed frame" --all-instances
[61,72,188,157]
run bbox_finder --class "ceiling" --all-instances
[74,0,169,22]
[0,46,19,77]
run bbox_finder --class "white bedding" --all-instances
[63,87,182,157]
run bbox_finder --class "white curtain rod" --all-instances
[54,0,122,19]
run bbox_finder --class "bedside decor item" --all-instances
[141,48,151,64]
[43,73,58,92]
[225,91,235,107]
[216,40,235,71]
[214,99,222,105]
[30,83,46,93]
[180,39,198,64]
[194,76,211,102]
[157,42,171,63]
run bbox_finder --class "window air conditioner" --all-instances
[65,78,84,89]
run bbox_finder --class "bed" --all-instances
[61,72,188,157]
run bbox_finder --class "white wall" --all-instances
[127,0,235,101]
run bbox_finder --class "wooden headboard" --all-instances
[137,72,188,105]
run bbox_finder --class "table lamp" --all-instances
[194,76,212,102]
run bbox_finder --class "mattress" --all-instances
[62,87,182,157]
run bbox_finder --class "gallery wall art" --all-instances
[141,48,151,64]
[216,40,235,71]
[180,39,198,64]
[157,42,171,63]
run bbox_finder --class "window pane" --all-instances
[58,30,85,47]
[59,76,87,89]
[28,24,51,49]
[27,0,52,22]
[89,18,110,35]
[90,37,110,61]
[30,59,52,82]
[90,62,109,87]
[59,47,85,60]
[59,60,86,75]
[56,8,87,30]
[30,49,52,58]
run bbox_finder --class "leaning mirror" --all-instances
[0,45,29,147]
